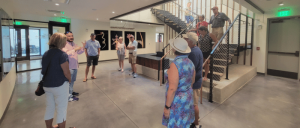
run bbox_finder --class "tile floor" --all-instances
[0,60,299,128]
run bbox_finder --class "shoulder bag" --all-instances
[35,51,57,96]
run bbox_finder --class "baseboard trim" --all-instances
[267,69,298,79]
[257,72,265,75]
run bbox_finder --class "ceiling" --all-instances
[11,0,166,21]
[239,0,300,13]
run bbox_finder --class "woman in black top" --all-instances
[198,26,218,81]
[42,33,71,128]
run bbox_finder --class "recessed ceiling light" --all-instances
[112,11,115,13]
[55,3,59,6]
[279,2,284,6]
[97,18,99,20]
[121,21,122,22]
[54,14,57,16]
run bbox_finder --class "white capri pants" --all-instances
[43,81,69,124]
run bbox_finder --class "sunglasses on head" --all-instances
[65,31,72,34]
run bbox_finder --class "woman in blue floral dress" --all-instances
[162,38,196,128]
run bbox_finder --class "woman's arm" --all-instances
[165,63,179,107]
[124,44,127,56]
[61,61,71,83]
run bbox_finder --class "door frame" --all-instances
[266,15,300,80]
[14,25,30,61]
[48,21,70,36]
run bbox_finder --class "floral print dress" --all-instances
[162,55,195,128]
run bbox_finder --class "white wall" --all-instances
[116,7,163,24]
[70,19,157,63]
[0,65,16,121]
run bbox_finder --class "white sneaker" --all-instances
[118,68,121,71]
[133,73,137,78]
[121,69,124,72]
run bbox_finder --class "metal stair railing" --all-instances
[203,13,242,103]
[159,18,198,86]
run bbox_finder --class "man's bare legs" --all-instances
[84,66,90,81]
[46,119,66,128]
[194,105,200,125]
[91,65,96,78]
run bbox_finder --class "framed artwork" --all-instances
[124,31,135,47]
[94,30,109,50]
[110,31,122,50]
[136,32,146,48]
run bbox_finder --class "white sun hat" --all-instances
[169,38,191,54]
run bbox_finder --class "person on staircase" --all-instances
[209,6,231,40]
[183,32,203,128]
[185,2,194,26]
[189,15,208,36]
[198,26,219,81]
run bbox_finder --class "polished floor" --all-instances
[0,60,299,128]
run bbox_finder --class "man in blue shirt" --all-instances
[84,33,101,82]
[183,32,203,128]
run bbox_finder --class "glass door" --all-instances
[14,25,30,61]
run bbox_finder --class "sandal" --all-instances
[83,78,88,82]
[91,76,96,79]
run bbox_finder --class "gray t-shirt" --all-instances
[42,48,69,88]
[209,12,229,28]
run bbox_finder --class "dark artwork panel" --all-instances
[136,32,146,48]
[110,31,122,50]
[124,31,135,47]
[94,30,109,50]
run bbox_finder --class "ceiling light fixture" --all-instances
[112,11,115,13]
[279,2,284,6]
[97,18,99,20]
[54,14,57,16]
[55,3,59,6]
[121,21,122,22]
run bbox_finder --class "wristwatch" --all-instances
[165,105,171,109]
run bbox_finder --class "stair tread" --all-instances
[202,69,223,76]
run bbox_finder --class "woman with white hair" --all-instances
[162,38,196,128]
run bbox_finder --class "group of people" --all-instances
[41,31,139,128]
[38,5,230,128]
[162,6,231,128]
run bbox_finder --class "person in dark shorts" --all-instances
[198,26,218,81]
[84,33,101,82]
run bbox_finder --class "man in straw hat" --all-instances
[183,32,203,128]
[209,6,231,40]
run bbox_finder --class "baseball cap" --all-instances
[91,33,95,36]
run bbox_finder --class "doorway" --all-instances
[267,18,300,79]
[48,21,70,36]
[14,25,30,61]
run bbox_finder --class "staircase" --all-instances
[151,8,188,34]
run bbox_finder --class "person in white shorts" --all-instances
[116,37,126,72]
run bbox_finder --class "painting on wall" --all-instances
[136,32,146,49]
[94,30,109,50]
[110,31,123,50]
[124,31,135,47]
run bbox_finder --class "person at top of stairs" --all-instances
[189,15,209,36]
[198,26,219,81]
[185,2,194,26]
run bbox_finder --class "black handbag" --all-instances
[35,51,56,96]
